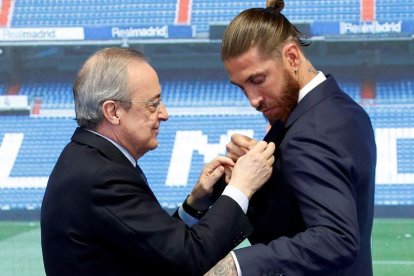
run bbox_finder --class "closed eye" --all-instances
[251,75,265,85]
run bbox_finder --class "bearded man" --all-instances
[206,0,376,275]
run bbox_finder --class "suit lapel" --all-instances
[285,74,340,129]
[262,75,341,149]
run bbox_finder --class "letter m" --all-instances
[166,130,254,187]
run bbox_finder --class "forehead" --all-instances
[128,61,161,99]
[224,46,277,83]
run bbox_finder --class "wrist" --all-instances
[182,195,208,219]
[228,181,253,199]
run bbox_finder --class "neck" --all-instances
[297,59,318,89]
[307,65,318,75]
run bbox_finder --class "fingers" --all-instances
[224,166,232,183]
[226,141,248,161]
[226,134,258,161]
[231,134,258,151]
[192,159,229,210]
[231,133,253,149]
[246,141,275,167]
[200,156,234,185]
[228,141,275,199]
[208,156,235,169]
[209,157,234,184]
[247,140,269,154]
[249,141,275,154]
[226,145,247,162]
[268,155,275,167]
[264,142,276,163]
[208,165,225,184]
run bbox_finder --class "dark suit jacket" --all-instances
[41,128,253,276]
[235,75,376,276]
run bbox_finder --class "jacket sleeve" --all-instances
[235,132,360,275]
[92,164,253,275]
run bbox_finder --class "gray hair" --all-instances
[73,47,147,130]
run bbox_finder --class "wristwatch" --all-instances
[182,195,208,219]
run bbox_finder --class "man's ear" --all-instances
[101,100,121,125]
[282,43,300,71]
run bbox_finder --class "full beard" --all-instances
[265,69,300,125]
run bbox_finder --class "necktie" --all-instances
[264,119,286,147]
[135,164,149,185]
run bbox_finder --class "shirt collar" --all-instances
[298,71,326,102]
[86,129,137,167]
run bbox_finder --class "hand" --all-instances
[204,253,237,276]
[226,134,258,161]
[228,141,275,199]
[188,156,235,211]
[224,134,258,183]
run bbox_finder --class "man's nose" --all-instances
[158,102,169,121]
[246,91,263,109]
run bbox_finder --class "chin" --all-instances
[149,141,159,150]
[264,114,278,125]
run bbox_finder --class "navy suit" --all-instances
[235,75,376,275]
[41,128,253,276]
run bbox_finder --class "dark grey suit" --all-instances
[41,128,252,276]
[235,75,376,275]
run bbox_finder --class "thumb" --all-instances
[247,139,259,150]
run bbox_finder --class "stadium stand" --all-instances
[9,77,414,109]
[191,0,361,35]
[376,185,414,205]
[376,79,414,104]
[0,84,5,95]
[1,76,413,209]
[3,78,364,111]
[0,113,267,209]
[0,187,45,210]
[376,0,414,21]
[398,138,414,174]
[162,80,250,107]
[18,82,74,110]
[11,0,177,27]
[1,116,76,177]
[9,0,413,36]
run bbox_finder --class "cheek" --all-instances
[145,116,160,130]
[262,89,282,105]
[262,79,284,99]
[143,120,154,129]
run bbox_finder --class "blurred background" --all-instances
[0,0,413,275]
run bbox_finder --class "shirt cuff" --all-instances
[230,251,243,276]
[222,185,249,213]
[178,205,199,227]
[178,185,249,225]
